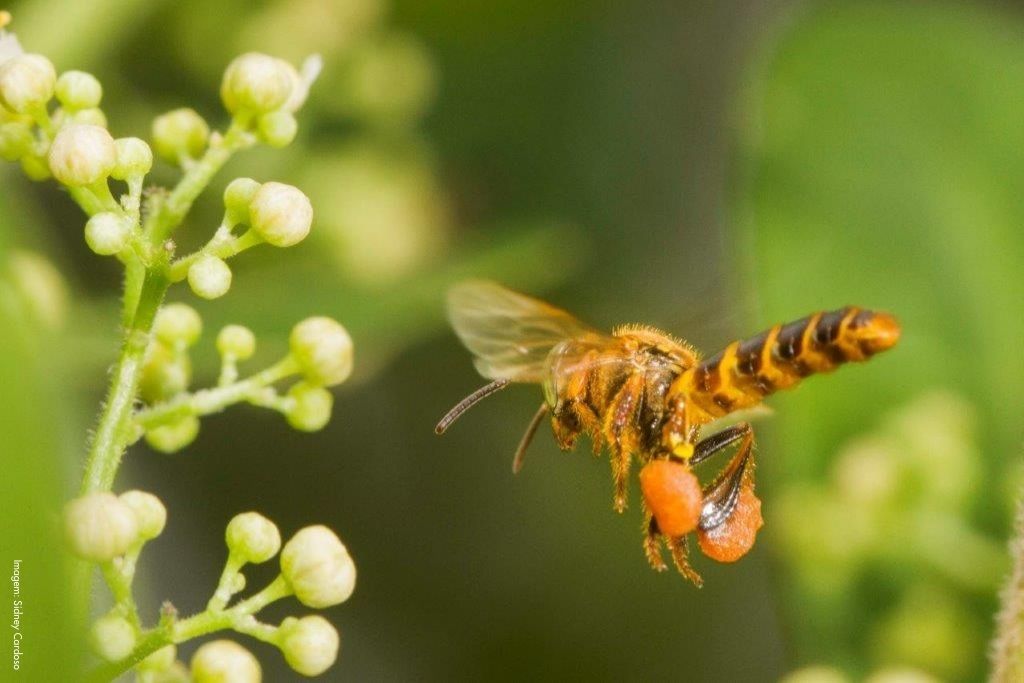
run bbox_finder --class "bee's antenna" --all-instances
[435,379,511,434]
[512,403,549,474]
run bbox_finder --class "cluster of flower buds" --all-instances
[134,304,353,452]
[194,512,353,678]
[64,492,353,678]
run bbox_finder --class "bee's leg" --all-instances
[603,374,645,513]
[642,504,668,572]
[690,422,752,465]
[511,403,549,474]
[568,400,604,455]
[665,535,704,587]
[698,428,755,532]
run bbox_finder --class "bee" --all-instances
[436,280,901,585]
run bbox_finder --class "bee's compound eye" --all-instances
[696,484,763,563]
[639,459,702,537]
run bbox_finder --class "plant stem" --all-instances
[992,486,1024,681]
[87,576,292,682]
[132,356,299,431]
[143,121,250,244]
[81,263,170,494]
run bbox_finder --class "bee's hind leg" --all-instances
[642,501,704,586]
[603,374,645,513]
[642,503,667,572]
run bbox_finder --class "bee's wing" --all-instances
[447,280,607,382]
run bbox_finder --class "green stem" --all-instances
[133,356,299,431]
[143,121,251,244]
[101,559,141,632]
[81,264,170,494]
[168,228,263,282]
[87,576,292,682]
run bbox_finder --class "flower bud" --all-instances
[89,613,136,661]
[8,250,67,328]
[226,512,281,564]
[248,181,313,247]
[289,317,353,387]
[55,70,102,111]
[63,492,138,562]
[280,525,356,608]
[257,110,297,148]
[48,123,116,186]
[220,52,293,115]
[0,121,33,161]
[216,325,256,361]
[111,137,153,180]
[222,177,260,226]
[144,416,200,454]
[285,381,333,432]
[152,108,209,163]
[119,490,167,541]
[279,615,340,676]
[70,108,108,128]
[84,212,131,256]
[19,155,51,181]
[187,255,232,300]
[0,54,55,113]
[191,640,261,683]
[138,644,177,672]
[150,662,190,682]
[154,303,202,348]
[139,344,191,402]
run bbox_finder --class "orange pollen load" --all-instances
[639,459,702,537]
[697,484,763,563]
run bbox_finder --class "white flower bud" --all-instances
[138,644,177,671]
[285,381,333,432]
[279,615,340,676]
[55,70,102,111]
[216,325,256,360]
[223,177,261,225]
[187,255,232,300]
[140,344,191,402]
[0,54,55,113]
[89,613,136,661]
[257,110,297,148]
[119,490,167,541]
[145,416,200,454]
[289,317,353,387]
[69,107,107,128]
[248,181,313,247]
[191,640,261,683]
[0,121,33,161]
[84,212,131,256]
[280,525,356,608]
[63,493,138,562]
[111,137,153,180]
[48,124,116,186]
[152,108,209,163]
[220,52,293,115]
[225,512,281,564]
[154,303,202,348]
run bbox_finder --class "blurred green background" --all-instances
[2,0,1024,680]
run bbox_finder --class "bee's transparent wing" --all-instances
[447,280,606,382]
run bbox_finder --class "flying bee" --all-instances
[436,280,901,585]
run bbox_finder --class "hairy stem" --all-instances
[992,486,1024,681]
[87,575,292,682]
[81,264,170,494]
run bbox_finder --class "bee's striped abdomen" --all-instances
[683,307,900,417]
